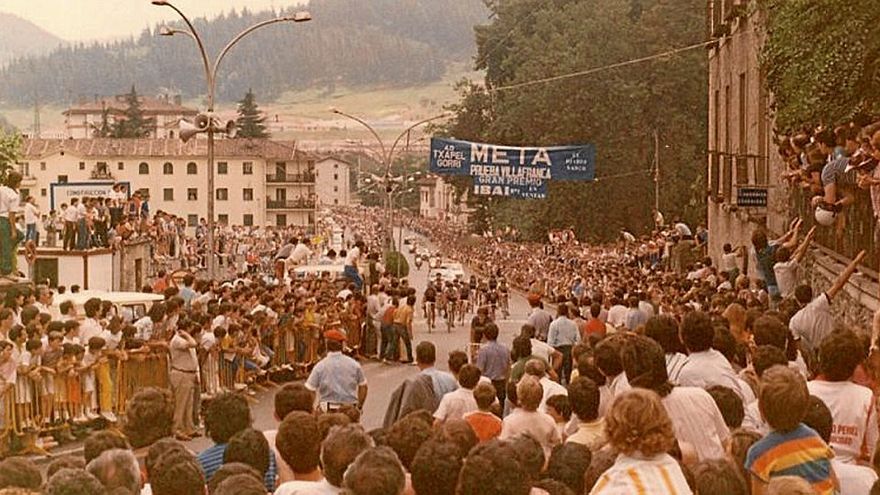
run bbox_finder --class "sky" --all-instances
[0,0,306,41]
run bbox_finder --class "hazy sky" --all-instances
[0,0,306,41]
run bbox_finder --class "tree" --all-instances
[438,0,708,242]
[0,128,22,184]
[111,86,154,138]
[90,105,112,138]
[760,1,880,131]
[235,89,269,138]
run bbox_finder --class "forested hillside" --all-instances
[0,13,65,67]
[0,0,488,105]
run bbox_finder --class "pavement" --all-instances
[44,229,533,458]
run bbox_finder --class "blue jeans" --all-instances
[344,265,363,290]
[77,219,88,249]
[386,323,412,362]
[25,223,38,244]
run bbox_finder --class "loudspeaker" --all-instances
[225,120,237,138]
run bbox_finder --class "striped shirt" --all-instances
[745,424,835,494]
[197,442,278,491]
[590,452,692,494]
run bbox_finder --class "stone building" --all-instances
[63,94,198,139]
[706,0,878,332]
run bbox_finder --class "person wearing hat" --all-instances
[305,326,367,412]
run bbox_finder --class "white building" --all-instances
[418,175,470,226]
[17,138,319,229]
[63,94,198,139]
[314,156,352,206]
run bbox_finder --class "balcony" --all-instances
[90,165,115,181]
[266,172,315,184]
[266,199,317,210]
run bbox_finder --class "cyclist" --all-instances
[423,281,437,331]
[414,254,423,270]
[443,281,459,331]
[458,280,471,323]
[484,287,498,321]
[498,276,510,319]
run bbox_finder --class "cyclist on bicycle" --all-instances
[458,281,471,322]
[498,276,510,319]
[423,281,437,330]
[444,281,459,331]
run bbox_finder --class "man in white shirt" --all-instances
[790,250,865,354]
[773,227,815,299]
[76,197,88,250]
[23,195,39,245]
[274,423,370,495]
[673,312,752,403]
[0,171,23,277]
[433,364,480,425]
[79,298,105,344]
[62,198,79,251]
[500,376,561,459]
[522,359,567,413]
[807,329,878,464]
[526,298,553,341]
[606,296,628,329]
[342,240,364,291]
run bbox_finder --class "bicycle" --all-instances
[445,300,456,332]
[425,301,436,331]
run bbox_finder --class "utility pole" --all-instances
[653,129,660,214]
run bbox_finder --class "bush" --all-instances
[384,251,410,278]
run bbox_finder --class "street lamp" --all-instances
[153,1,311,280]
[330,108,449,250]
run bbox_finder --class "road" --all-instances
[178,231,531,454]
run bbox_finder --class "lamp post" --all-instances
[330,109,449,250]
[152,0,311,280]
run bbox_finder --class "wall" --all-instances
[800,249,879,336]
[17,249,113,290]
[113,240,152,291]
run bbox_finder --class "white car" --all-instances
[429,262,465,282]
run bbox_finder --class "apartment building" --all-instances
[17,138,318,229]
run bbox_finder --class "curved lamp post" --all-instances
[152,0,311,280]
[330,108,449,251]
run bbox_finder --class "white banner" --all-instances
[50,182,130,210]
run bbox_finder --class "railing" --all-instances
[790,184,878,271]
[90,169,115,180]
[266,199,317,210]
[266,173,316,184]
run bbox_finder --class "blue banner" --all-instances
[429,138,595,198]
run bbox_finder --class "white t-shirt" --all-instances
[530,338,554,363]
[345,246,360,266]
[0,186,20,216]
[606,305,628,328]
[807,380,878,463]
[832,459,878,495]
[773,259,799,299]
[274,479,340,495]
[100,330,122,351]
[79,317,103,345]
[500,408,561,459]
[24,202,38,224]
[720,252,739,272]
[434,386,478,422]
[790,293,835,352]
[62,205,78,222]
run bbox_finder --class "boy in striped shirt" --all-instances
[744,366,838,495]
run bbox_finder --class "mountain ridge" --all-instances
[0,0,488,105]
[0,13,66,67]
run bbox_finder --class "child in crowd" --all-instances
[744,365,837,494]
[40,332,63,425]
[463,382,502,443]
[545,394,571,440]
[433,363,480,426]
[63,320,80,345]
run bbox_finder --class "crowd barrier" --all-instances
[0,321,335,457]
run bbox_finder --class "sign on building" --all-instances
[50,182,131,210]
[429,138,596,199]
[736,186,769,208]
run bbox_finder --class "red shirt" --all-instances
[584,318,606,338]
[465,411,502,443]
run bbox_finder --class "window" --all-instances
[139,162,149,174]
[275,214,287,227]
[163,162,174,175]
[243,214,254,226]
[333,173,338,181]
[217,162,228,175]
[334,163,338,169]
[57,175,68,184]
[117,162,124,171]
[41,188,46,197]
[243,162,253,175]
[334,186,338,192]
[187,214,198,227]
[218,214,229,225]
[334,198,339,205]
[79,162,85,170]
[187,188,198,201]
[40,162,46,171]
[243,188,254,201]
[18,163,29,176]
[216,188,228,201]
[187,162,197,175]
[163,188,174,201]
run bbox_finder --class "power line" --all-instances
[487,39,717,94]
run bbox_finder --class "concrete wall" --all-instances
[17,249,114,290]
[315,158,351,206]
[113,240,153,292]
